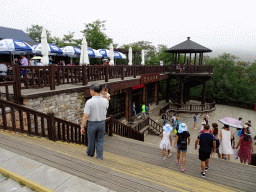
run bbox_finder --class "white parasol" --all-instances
[128,47,132,66]
[80,37,90,65]
[141,49,145,65]
[109,43,114,66]
[40,28,49,66]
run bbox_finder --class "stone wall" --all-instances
[23,91,86,124]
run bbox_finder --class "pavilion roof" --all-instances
[165,37,212,53]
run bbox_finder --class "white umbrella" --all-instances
[80,37,90,65]
[141,49,145,65]
[128,47,132,66]
[40,28,49,66]
[109,44,114,66]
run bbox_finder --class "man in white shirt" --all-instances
[80,84,109,160]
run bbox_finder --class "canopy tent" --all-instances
[32,43,63,55]
[0,39,32,54]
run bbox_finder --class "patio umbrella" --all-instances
[109,43,114,66]
[32,43,63,55]
[99,49,126,59]
[141,49,145,65]
[219,117,243,129]
[80,37,90,65]
[41,28,49,66]
[128,47,132,66]
[114,51,127,59]
[0,39,32,54]
[61,46,81,57]
[87,48,102,58]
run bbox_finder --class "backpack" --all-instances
[162,114,165,119]
[179,132,187,150]
[145,106,148,112]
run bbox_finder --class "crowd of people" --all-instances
[159,112,254,178]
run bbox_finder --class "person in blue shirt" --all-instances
[193,113,198,129]
[195,124,216,178]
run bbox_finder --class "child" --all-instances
[101,85,110,101]
[159,124,173,160]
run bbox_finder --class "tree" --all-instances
[81,20,113,49]
[26,25,53,43]
[121,41,157,65]
[157,44,174,65]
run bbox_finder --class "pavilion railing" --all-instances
[168,101,216,112]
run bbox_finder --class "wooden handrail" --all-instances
[148,117,163,133]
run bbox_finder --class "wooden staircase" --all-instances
[0,130,255,192]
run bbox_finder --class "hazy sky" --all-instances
[1,0,256,60]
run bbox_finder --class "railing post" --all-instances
[121,65,124,80]
[109,115,113,136]
[13,64,22,104]
[82,65,87,85]
[48,112,56,141]
[133,66,136,78]
[49,65,55,90]
[105,65,109,82]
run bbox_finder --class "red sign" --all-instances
[132,84,144,90]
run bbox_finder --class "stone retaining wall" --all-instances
[23,91,85,124]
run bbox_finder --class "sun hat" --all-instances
[178,123,187,133]
[243,124,248,129]
[163,124,173,132]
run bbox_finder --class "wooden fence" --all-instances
[0,98,146,143]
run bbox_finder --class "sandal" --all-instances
[176,160,180,165]
[168,153,172,157]
[163,157,166,161]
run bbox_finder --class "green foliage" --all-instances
[157,44,174,65]
[26,25,53,43]
[1,174,9,180]
[191,53,256,104]
[18,181,26,187]
[81,20,113,49]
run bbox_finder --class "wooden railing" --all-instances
[111,118,144,141]
[10,64,213,91]
[132,118,149,132]
[159,103,170,115]
[0,81,21,104]
[169,101,216,112]
[0,98,87,144]
[148,117,163,133]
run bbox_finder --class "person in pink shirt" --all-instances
[20,55,28,75]
[20,55,28,66]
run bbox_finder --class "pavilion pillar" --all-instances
[184,53,186,64]
[155,82,159,105]
[166,75,170,103]
[194,53,197,65]
[179,81,184,105]
[143,84,148,106]
[126,53,128,65]
[201,80,207,104]
[125,87,132,122]
[189,53,192,64]
[178,53,180,63]
[174,53,177,64]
